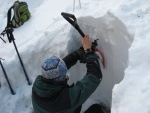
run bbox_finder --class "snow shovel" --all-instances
[0,58,15,95]
[61,12,105,68]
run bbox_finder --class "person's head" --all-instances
[41,56,68,82]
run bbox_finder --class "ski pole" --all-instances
[0,36,6,43]
[12,40,32,85]
[0,30,7,43]
[73,0,82,12]
[6,27,32,85]
[0,58,15,95]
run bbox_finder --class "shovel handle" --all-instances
[61,12,85,37]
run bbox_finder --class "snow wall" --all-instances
[66,12,133,111]
[0,2,133,111]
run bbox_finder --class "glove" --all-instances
[91,39,98,51]
[75,46,86,63]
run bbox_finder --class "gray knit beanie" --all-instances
[41,56,68,81]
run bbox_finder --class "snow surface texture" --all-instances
[0,0,149,113]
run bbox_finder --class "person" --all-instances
[32,35,103,113]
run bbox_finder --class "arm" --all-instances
[69,35,102,108]
[63,34,92,70]
[62,51,80,70]
[69,52,102,108]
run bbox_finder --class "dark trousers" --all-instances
[84,104,106,113]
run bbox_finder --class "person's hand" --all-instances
[82,35,92,51]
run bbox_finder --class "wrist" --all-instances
[84,48,92,52]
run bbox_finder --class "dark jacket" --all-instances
[32,51,102,113]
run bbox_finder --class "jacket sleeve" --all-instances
[69,51,102,108]
[63,51,80,70]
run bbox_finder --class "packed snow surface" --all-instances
[0,0,150,113]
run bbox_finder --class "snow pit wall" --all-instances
[66,13,133,108]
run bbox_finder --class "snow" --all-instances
[0,0,150,113]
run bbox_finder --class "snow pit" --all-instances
[0,7,133,112]
[66,12,133,111]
